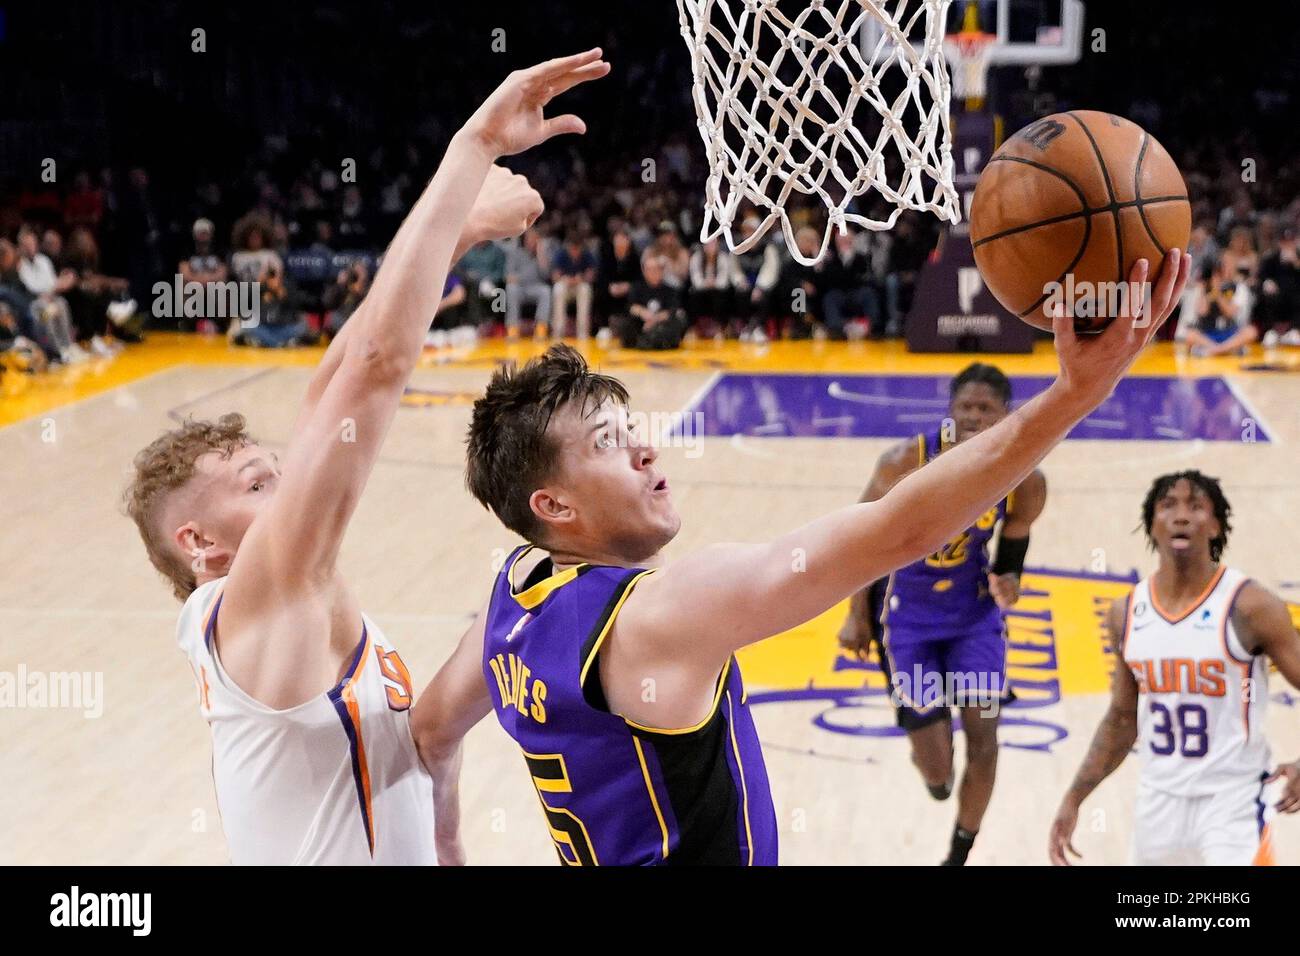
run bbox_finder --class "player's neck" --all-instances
[547,545,663,573]
[1152,557,1220,611]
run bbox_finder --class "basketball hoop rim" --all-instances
[945,30,997,56]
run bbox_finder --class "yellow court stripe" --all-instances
[632,737,670,860]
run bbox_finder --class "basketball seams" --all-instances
[973,195,1189,248]
[1065,111,1124,285]
[1134,131,1170,256]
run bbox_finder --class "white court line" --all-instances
[1223,375,1281,445]
[827,381,947,407]
[676,369,724,418]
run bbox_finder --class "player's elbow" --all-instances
[349,331,412,386]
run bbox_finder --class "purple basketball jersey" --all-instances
[883,432,1008,636]
[482,546,778,865]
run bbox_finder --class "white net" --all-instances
[676,0,961,266]
[943,31,995,100]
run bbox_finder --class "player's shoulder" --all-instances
[1228,574,1289,621]
[878,435,924,474]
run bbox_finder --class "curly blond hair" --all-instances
[124,414,253,601]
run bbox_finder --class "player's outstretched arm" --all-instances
[1235,582,1300,813]
[410,609,494,865]
[1048,597,1138,865]
[837,440,914,660]
[625,251,1192,667]
[219,53,606,668]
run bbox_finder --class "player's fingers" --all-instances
[1148,248,1182,324]
[1147,250,1191,342]
[538,114,587,141]
[1051,297,1077,353]
[528,47,604,83]
[545,60,612,99]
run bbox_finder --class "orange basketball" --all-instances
[969,111,1191,333]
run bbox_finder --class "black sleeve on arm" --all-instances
[992,534,1030,576]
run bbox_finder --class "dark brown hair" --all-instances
[1140,469,1232,562]
[466,345,628,542]
[124,414,253,601]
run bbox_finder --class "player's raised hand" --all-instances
[1047,800,1083,866]
[1266,760,1300,813]
[463,165,544,245]
[463,48,610,158]
[1051,248,1192,410]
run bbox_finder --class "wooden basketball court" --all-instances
[2,334,1297,865]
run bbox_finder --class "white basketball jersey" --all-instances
[176,579,437,865]
[1123,567,1270,797]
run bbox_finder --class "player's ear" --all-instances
[529,487,574,529]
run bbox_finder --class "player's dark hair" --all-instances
[466,344,629,543]
[950,362,1012,407]
[1140,470,1232,562]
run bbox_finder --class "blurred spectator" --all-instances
[768,227,823,340]
[63,228,140,352]
[0,239,66,363]
[687,238,741,330]
[817,230,883,339]
[323,259,371,336]
[40,229,65,267]
[1184,262,1257,357]
[430,273,470,332]
[119,168,165,302]
[1219,225,1259,284]
[551,231,596,340]
[232,264,310,347]
[884,215,931,337]
[15,225,83,362]
[0,301,50,373]
[456,240,507,326]
[230,213,284,283]
[504,230,552,336]
[177,218,232,331]
[733,218,782,340]
[645,222,690,289]
[620,255,687,350]
[1258,225,1300,347]
[599,228,642,326]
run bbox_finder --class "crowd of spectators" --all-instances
[2,29,1296,370]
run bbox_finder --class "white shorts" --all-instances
[1133,774,1277,866]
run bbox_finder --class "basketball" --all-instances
[969,111,1191,333]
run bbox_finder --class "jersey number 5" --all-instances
[374,647,414,711]
[523,752,598,866]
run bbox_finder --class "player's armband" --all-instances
[992,535,1029,576]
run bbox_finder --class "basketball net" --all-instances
[676,0,961,266]
[942,30,995,108]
